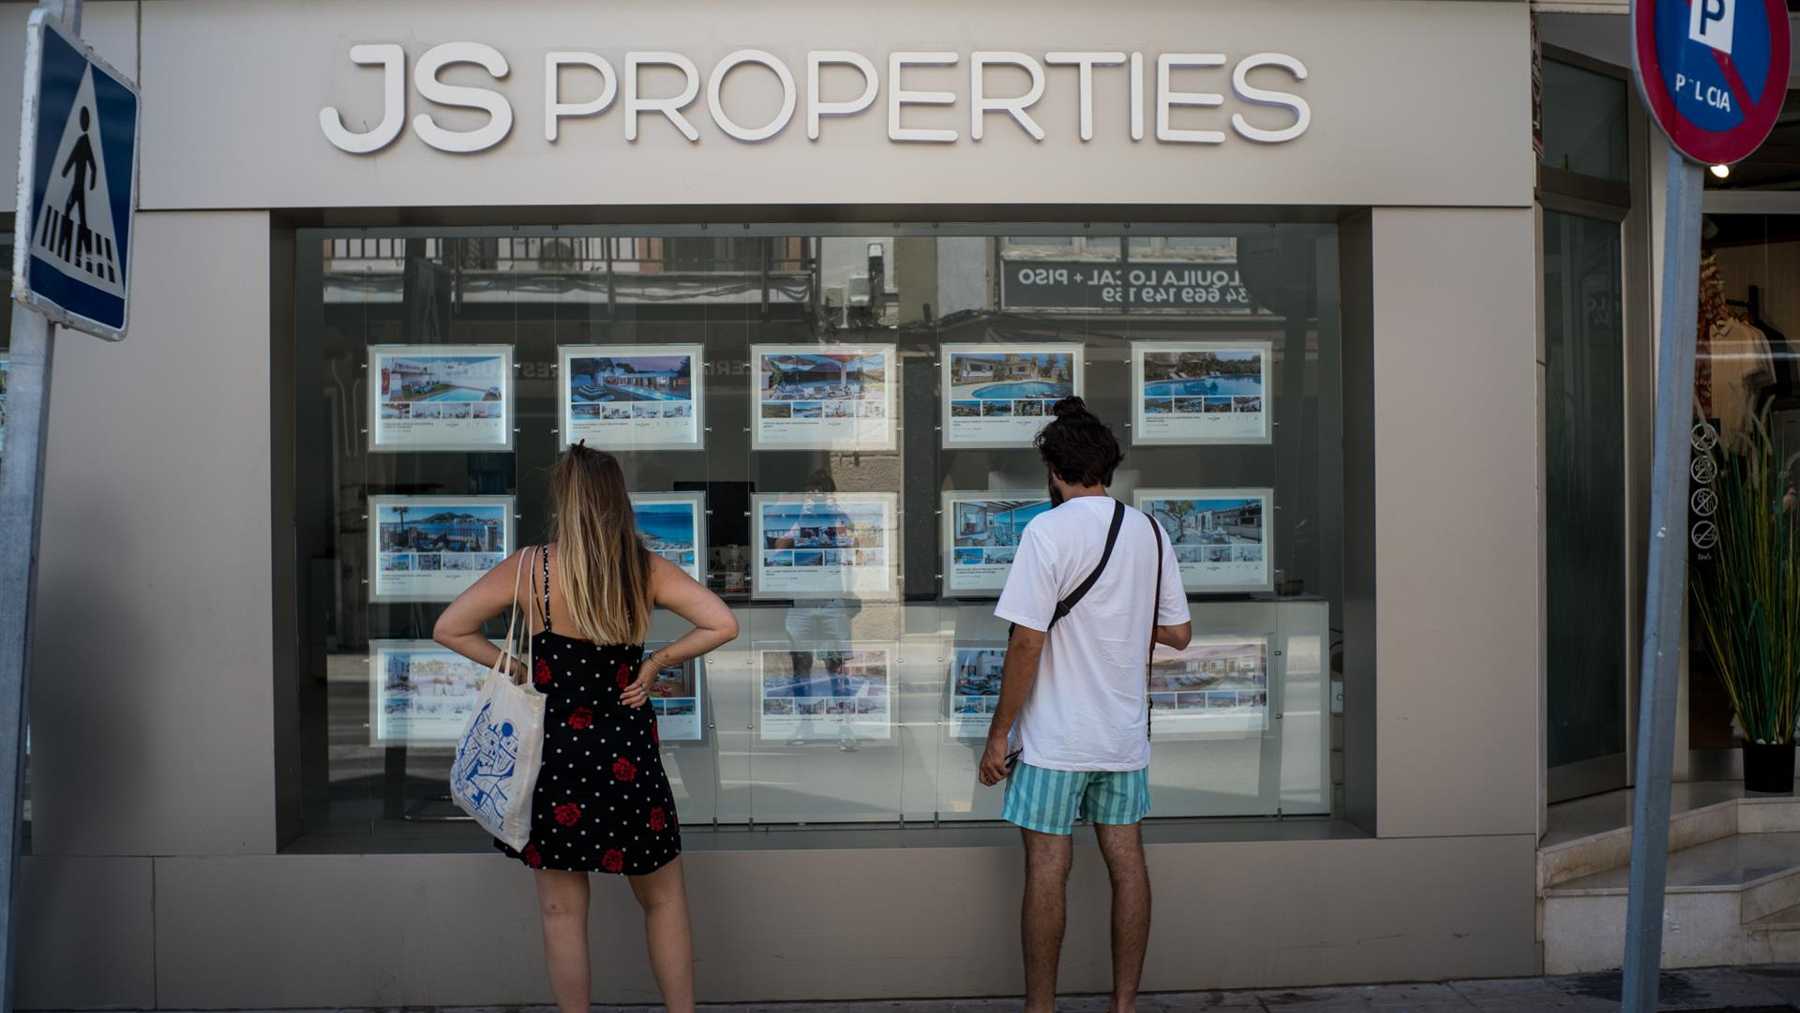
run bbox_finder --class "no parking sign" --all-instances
[1633,0,1790,163]
[1624,4,1790,1009]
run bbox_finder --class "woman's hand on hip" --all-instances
[620,653,661,708]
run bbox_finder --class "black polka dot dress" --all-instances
[494,553,682,875]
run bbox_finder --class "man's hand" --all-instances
[620,653,662,708]
[978,732,1013,786]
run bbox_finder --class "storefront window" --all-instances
[1689,213,1800,751]
[279,222,1348,849]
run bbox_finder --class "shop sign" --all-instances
[1631,0,1789,164]
[319,45,1311,155]
[1001,259,1254,311]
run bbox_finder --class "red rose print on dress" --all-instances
[567,705,594,730]
[522,843,543,868]
[553,802,582,827]
[601,849,625,873]
[651,718,660,746]
[615,662,633,690]
[533,658,552,688]
[649,806,667,832]
[612,756,638,782]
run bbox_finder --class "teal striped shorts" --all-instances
[1001,761,1151,835]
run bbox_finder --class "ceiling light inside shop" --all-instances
[1710,163,1731,179]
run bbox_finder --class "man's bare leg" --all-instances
[1095,821,1151,1013]
[1021,828,1073,1013]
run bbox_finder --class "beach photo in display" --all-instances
[946,645,1006,739]
[752,343,896,450]
[646,645,705,742]
[941,343,1083,447]
[368,495,515,601]
[1135,488,1273,592]
[631,491,706,584]
[941,492,1051,595]
[757,644,895,742]
[752,492,898,598]
[1131,341,1270,445]
[560,343,703,451]
[369,345,512,452]
[1148,637,1270,737]
[369,640,493,746]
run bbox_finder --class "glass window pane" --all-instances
[1541,59,1629,182]
[1543,210,1627,769]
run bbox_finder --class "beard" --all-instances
[1047,480,1064,507]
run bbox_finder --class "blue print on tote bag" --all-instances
[454,699,521,822]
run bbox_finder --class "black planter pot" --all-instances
[1743,742,1797,794]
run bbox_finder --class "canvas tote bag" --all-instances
[449,547,547,850]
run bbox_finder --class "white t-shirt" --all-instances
[993,495,1191,771]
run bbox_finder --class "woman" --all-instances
[435,444,738,1013]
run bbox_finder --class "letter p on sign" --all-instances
[1691,0,1737,54]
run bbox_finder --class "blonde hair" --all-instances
[549,444,652,643]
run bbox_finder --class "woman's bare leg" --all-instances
[628,857,696,1013]
[533,869,591,1013]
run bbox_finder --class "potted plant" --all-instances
[1692,414,1800,793]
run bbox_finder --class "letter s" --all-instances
[412,42,514,153]
[1231,53,1310,144]
[320,44,405,154]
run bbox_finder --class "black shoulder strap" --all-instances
[1146,512,1164,740]
[1046,499,1126,630]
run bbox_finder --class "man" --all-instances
[979,397,1192,1013]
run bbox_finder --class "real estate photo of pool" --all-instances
[946,350,1076,402]
[1141,349,1264,400]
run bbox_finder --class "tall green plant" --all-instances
[1692,414,1800,745]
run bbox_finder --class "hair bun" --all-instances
[1049,396,1091,419]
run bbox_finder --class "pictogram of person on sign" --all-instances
[56,105,96,264]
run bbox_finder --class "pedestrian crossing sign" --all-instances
[11,10,138,341]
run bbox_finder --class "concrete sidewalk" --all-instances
[568,963,1793,1010]
[165,965,1800,1012]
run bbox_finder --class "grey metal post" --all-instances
[1620,145,1704,1013]
[0,4,80,1012]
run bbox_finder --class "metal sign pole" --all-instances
[1620,145,1704,1013]
[0,3,79,1012]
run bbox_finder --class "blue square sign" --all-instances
[11,10,139,341]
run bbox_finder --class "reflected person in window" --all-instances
[771,468,860,748]
[977,398,1192,1013]
[435,445,738,1013]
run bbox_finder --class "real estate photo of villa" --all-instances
[377,352,505,412]
[569,353,694,405]
[1143,496,1263,552]
[1150,639,1269,716]
[950,497,1049,561]
[759,350,887,403]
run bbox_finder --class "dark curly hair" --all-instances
[1034,396,1123,487]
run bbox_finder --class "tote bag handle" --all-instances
[489,546,537,688]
